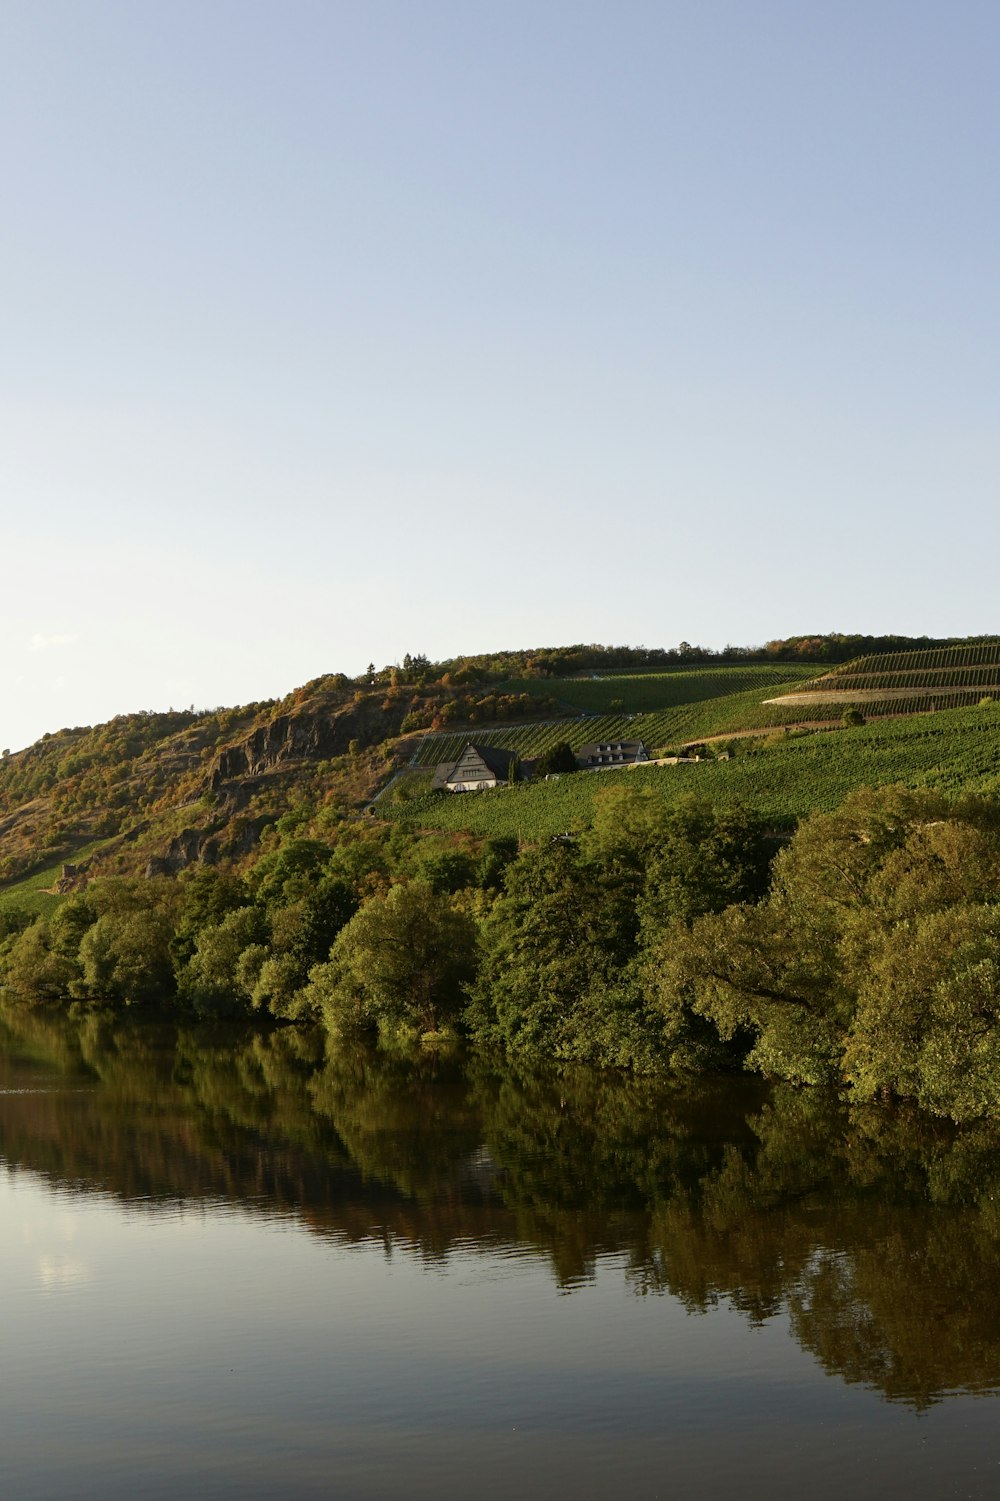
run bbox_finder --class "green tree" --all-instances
[476,835,519,891]
[845,904,1000,1121]
[49,892,99,958]
[178,905,268,1014]
[636,796,771,936]
[658,901,845,1084]
[248,839,334,908]
[469,841,643,1058]
[1,918,80,999]
[534,741,577,776]
[76,909,175,1004]
[318,881,477,1036]
[658,787,1000,1110]
[171,867,249,968]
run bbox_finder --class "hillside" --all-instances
[0,676,448,906]
[0,652,582,904]
[408,664,819,770]
[3,633,1000,913]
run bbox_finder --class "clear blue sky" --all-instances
[2,1,998,750]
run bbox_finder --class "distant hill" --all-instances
[2,632,999,909]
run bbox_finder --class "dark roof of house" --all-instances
[576,739,647,764]
[472,744,518,778]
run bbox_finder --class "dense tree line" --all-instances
[6,783,1000,1121]
[367,633,1000,688]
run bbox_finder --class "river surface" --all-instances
[2,1006,1000,1499]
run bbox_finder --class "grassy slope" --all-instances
[0,838,114,916]
[388,704,1000,838]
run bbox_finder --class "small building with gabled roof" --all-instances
[575,739,648,770]
[432,743,519,793]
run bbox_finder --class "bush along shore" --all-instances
[4,782,1000,1123]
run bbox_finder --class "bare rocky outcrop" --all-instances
[142,812,285,878]
[144,827,209,878]
[210,697,407,791]
[133,700,406,879]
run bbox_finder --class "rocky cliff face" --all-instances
[143,816,268,877]
[210,696,407,791]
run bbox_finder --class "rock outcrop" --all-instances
[144,827,208,878]
[210,697,407,791]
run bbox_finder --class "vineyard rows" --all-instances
[410,653,1000,776]
[499,664,816,717]
[787,673,1000,698]
[389,704,1000,841]
[410,676,826,768]
[412,715,643,767]
[829,667,1000,690]
[411,691,999,778]
[831,642,1000,677]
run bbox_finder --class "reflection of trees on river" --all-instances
[2,1003,1000,1407]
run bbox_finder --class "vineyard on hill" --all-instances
[500,663,817,716]
[771,641,1000,717]
[390,704,1000,839]
[410,667,824,768]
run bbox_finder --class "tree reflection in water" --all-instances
[1,1001,999,1409]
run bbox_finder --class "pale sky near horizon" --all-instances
[2,0,999,751]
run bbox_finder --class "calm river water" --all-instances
[2,1005,1000,1499]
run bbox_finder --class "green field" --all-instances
[388,704,1000,839]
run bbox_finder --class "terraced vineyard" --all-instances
[389,704,1000,839]
[771,641,1000,717]
[841,642,1000,673]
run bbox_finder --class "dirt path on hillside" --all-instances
[770,687,987,704]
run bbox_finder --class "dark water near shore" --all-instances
[3,1006,1000,1498]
